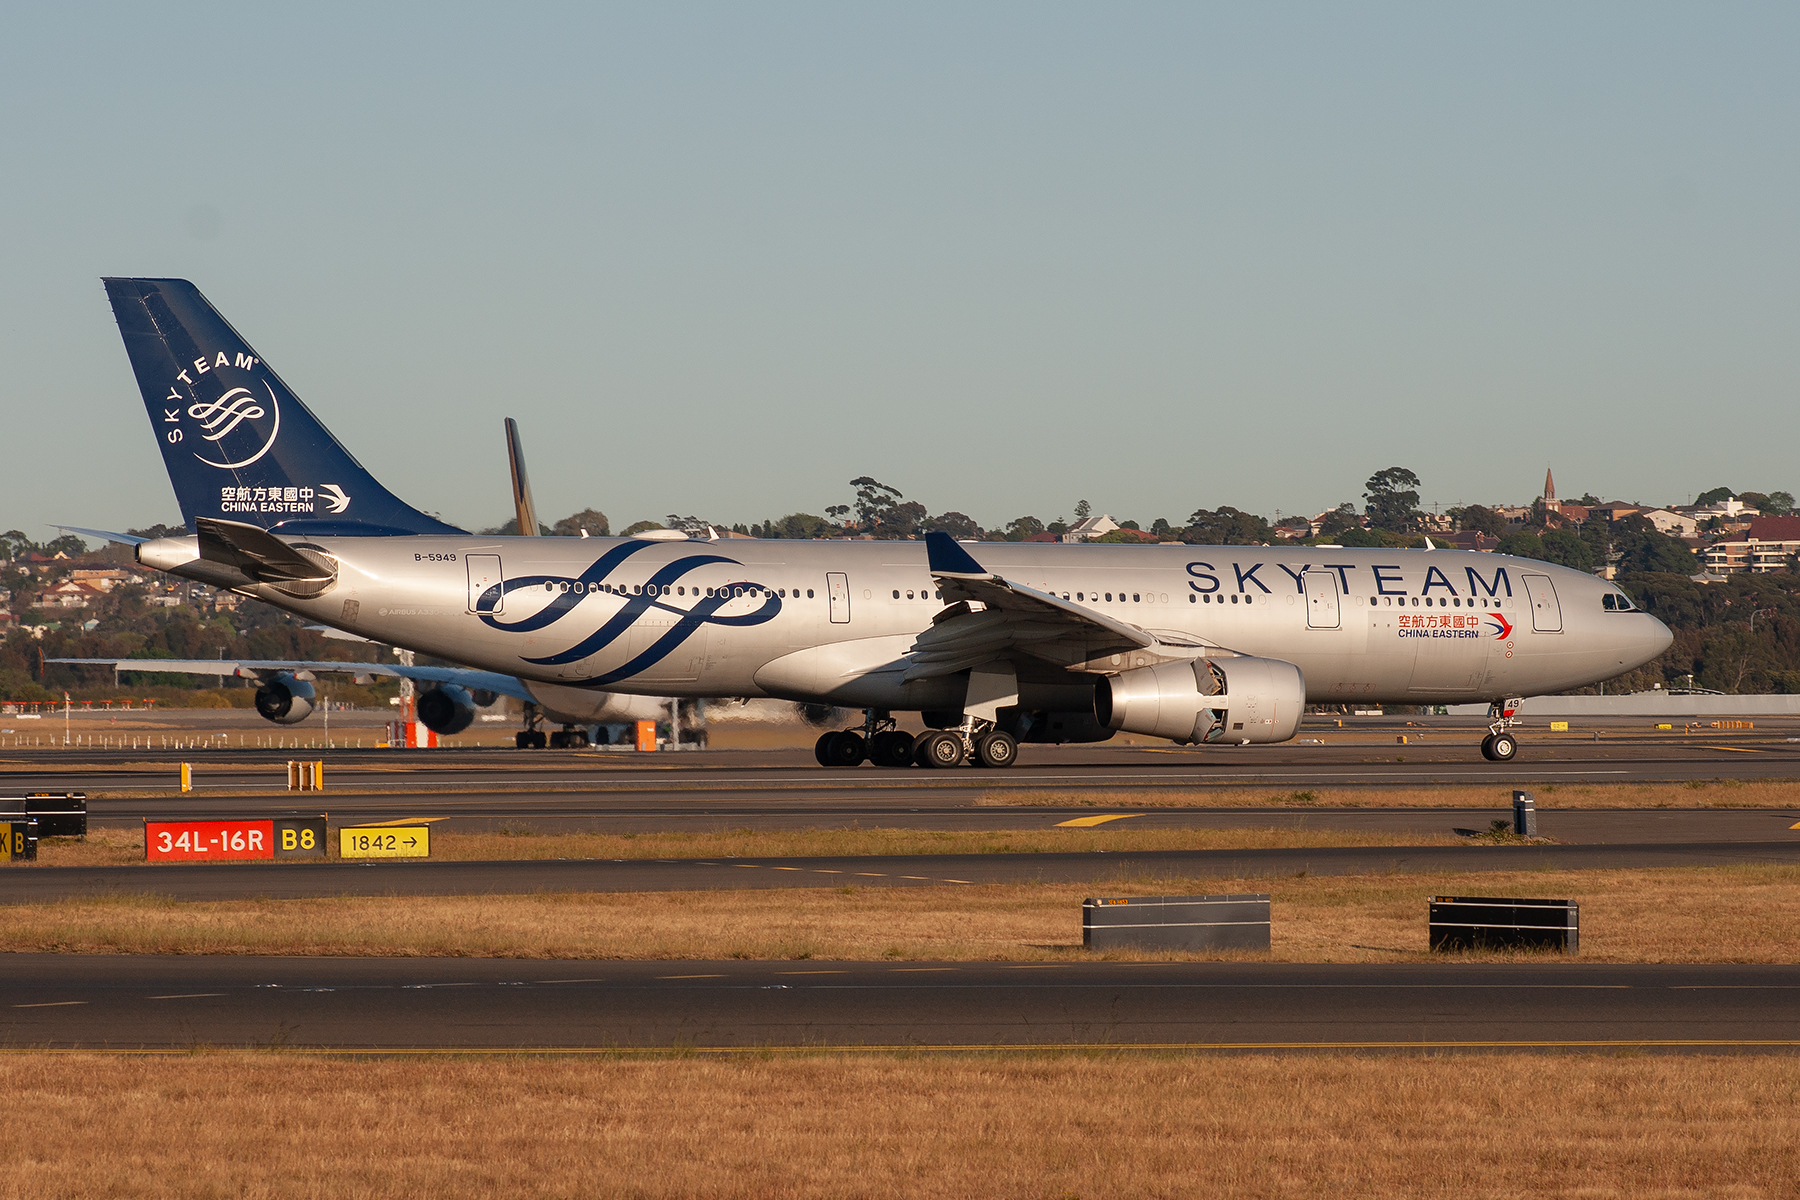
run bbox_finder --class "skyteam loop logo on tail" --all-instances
[476,541,779,685]
[189,383,280,468]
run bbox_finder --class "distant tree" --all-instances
[1538,528,1595,572]
[925,511,980,540]
[1764,490,1795,515]
[1613,515,1696,574]
[873,500,926,540]
[1074,499,1091,521]
[1318,503,1360,537]
[1149,518,1172,538]
[1694,486,1734,507]
[1740,492,1769,511]
[126,523,188,540]
[552,508,610,537]
[1047,518,1069,535]
[1004,516,1045,542]
[1118,520,1140,530]
[1331,528,1391,548]
[1454,505,1505,537]
[825,505,850,524]
[1183,507,1272,545]
[664,514,709,535]
[1576,493,1602,507]
[1496,531,1544,559]
[767,513,836,540]
[849,477,903,530]
[620,520,667,536]
[1363,467,1422,532]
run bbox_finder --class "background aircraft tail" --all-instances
[103,278,464,536]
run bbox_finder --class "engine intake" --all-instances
[254,674,316,725]
[1095,656,1304,745]
[417,685,477,736]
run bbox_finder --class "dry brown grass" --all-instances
[30,823,1460,868]
[984,776,1800,808]
[5,863,1796,962]
[1,1053,1797,1198]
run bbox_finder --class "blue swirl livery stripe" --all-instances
[477,542,781,685]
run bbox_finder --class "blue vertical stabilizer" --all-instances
[103,278,465,536]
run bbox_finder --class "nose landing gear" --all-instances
[1480,698,1524,761]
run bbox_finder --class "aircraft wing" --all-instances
[45,658,536,703]
[907,533,1215,680]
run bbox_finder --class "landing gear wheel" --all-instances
[915,729,967,769]
[814,731,836,767]
[517,730,547,750]
[1487,731,1518,762]
[869,730,916,768]
[973,731,1018,769]
[822,730,868,767]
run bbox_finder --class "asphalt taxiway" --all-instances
[6,956,1797,1051]
[5,839,1798,903]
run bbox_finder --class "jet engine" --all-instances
[1095,656,1304,745]
[417,685,478,736]
[254,673,316,725]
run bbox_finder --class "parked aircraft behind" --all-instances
[68,278,1672,766]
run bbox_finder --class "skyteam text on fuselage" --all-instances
[82,278,1673,767]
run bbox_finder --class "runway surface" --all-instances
[6,956,1798,1050]
[5,840,1798,903]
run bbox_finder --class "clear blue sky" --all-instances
[3,3,1795,538]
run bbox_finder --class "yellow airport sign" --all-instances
[340,826,430,859]
[1549,721,1569,732]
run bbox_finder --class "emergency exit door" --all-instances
[827,572,851,624]
[466,555,504,615]
[1303,570,1341,629]
[1522,573,1562,633]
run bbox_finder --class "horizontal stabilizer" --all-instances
[195,518,335,585]
[53,525,146,547]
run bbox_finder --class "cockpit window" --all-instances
[1602,592,1638,612]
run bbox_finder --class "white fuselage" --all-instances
[141,535,1673,716]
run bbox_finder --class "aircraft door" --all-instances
[1522,573,1562,632]
[466,554,504,615]
[827,572,851,624]
[1303,570,1340,629]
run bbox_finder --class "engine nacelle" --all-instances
[254,674,316,725]
[417,685,478,736]
[1095,656,1304,745]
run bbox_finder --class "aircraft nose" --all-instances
[1632,614,1674,669]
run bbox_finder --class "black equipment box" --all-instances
[1429,895,1578,953]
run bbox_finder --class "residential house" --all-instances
[1698,516,1800,575]
[1061,514,1122,543]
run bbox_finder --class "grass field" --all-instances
[28,824,1464,868]
[1,1052,1795,1198]
[4,863,1794,961]
[981,777,1800,808]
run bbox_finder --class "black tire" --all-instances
[516,731,536,750]
[1489,732,1518,761]
[917,729,967,769]
[869,730,916,768]
[814,731,836,767]
[1479,734,1496,761]
[974,731,1018,769]
[824,730,868,767]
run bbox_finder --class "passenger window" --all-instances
[807,589,815,598]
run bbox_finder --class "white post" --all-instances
[669,697,680,752]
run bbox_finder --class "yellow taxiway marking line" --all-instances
[655,974,726,980]
[772,866,803,871]
[1054,814,1143,828]
[734,863,759,868]
[1790,821,1800,830]
[943,879,974,884]
[890,968,958,973]
[814,869,842,873]
[147,994,225,1000]
[899,875,928,880]
[343,816,450,826]
[12,1001,86,1008]
[775,971,847,976]
[1701,745,1765,753]
[855,872,886,877]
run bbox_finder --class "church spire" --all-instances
[1543,467,1559,512]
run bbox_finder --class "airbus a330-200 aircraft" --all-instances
[61,278,1672,768]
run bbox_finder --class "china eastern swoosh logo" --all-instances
[1486,612,1514,639]
[477,540,780,684]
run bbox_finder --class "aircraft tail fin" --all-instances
[102,278,465,536]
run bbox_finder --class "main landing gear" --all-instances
[813,710,1018,770]
[515,702,547,749]
[1480,698,1524,762]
